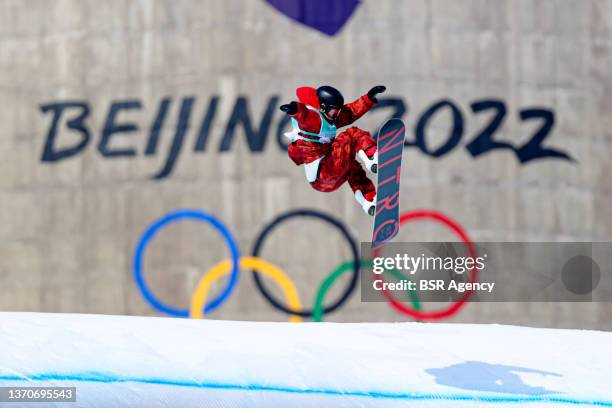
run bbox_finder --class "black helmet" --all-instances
[316,86,344,113]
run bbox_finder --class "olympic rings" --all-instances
[133,209,240,317]
[133,207,476,322]
[251,209,360,318]
[190,256,303,322]
[373,210,478,320]
[312,260,423,322]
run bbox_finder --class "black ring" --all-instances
[251,209,360,318]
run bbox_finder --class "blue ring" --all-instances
[133,209,240,317]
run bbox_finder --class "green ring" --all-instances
[312,260,422,322]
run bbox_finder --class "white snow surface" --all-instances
[0,312,611,407]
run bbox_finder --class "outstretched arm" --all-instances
[335,86,386,128]
[280,101,321,133]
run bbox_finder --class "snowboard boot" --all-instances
[357,150,378,174]
[355,190,376,216]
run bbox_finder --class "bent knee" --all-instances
[310,180,341,193]
[346,126,370,136]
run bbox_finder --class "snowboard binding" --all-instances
[355,190,376,216]
[357,150,378,174]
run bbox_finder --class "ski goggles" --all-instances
[324,106,341,119]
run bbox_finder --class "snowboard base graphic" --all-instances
[372,118,405,248]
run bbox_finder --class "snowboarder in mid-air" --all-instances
[280,85,386,215]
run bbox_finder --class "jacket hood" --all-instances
[296,86,321,110]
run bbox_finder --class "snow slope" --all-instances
[0,312,611,407]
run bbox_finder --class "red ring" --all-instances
[372,210,478,320]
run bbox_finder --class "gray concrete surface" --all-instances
[0,0,611,329]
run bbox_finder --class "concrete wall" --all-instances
[0,0,611,329]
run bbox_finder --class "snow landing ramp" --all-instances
[1,313,611,407]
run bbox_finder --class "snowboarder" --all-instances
[280,85,386,215]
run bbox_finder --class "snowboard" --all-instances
[372,118,405,248]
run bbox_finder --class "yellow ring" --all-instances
[190,256,303,322]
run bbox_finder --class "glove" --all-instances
[367,85,386,102]
[280,101,298,115]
